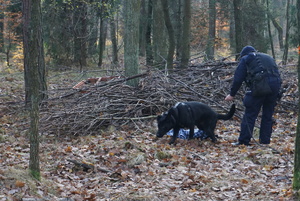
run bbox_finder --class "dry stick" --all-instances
[45,72,148,101]
[39,65,294,137]
[96,115,157,121]
[167,74,242,118]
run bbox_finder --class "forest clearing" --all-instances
[0,59,298,200]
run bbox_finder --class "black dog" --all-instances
[156,102,235,144]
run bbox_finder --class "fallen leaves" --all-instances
[0,65,298,200]
[15,180,25,188]
[0,116,295,200]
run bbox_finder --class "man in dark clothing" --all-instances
[225,46,281,145]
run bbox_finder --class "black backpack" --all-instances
[246,53,280,97]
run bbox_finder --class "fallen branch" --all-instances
[39,63,297,136]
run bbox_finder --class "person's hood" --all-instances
[240,46,256,57]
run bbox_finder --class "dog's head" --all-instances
[156,108,178,138]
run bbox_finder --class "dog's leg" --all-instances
[206,125,217,142]
[203,124,217,142]
[170,127,180,145]
[201,120,217,142]
[188,126,194,140]
[208,130,217,142]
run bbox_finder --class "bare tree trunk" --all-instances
[293,0,300,191]
[23,0,45,180]
[110,17,118,65]
[233,0,243,57]
[172,0,182,61]
[80,4,88,68]
[98,0,108,68]
[23,0,47,107]
[0,15,3,53]
[98,17,108,67]
[146,0,153,66]
[267,0,275,59]
[98,0,109,68]
[139,0,147,56]
[124,0,140,87]
[160,0,175,70]
[152,0,167,67]
[268,12,284,50]
[206,0,216,60]
[73,1,88,70]
[282,0,291,64]
[180,0,191,68]
[229,3,235,52]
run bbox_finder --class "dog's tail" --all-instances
[217,104,235,120]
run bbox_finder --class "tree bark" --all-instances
[139,0,147,56]
[180,0,191,68]
[233,0,243,57]
[124,0,141,87]
[73,1,88,70]
[23,0,44,180]
[267,0,275,59]
[268,12,284,50]
[293,0,300,191]
[152,0,167,67]
[98,17,108,67]
[171,0,182,61]
[282,0,290,65]
[0,15,3,53]
[146,0,153,66]
[206,0,216,61]
[160,0,175,70]
[23,0,47,107]
[110,17,118,65]
[98,0,109,68]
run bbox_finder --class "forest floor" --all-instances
[0,62,298,201]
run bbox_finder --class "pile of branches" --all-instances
[39,62,297,136]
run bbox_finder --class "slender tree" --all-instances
[110,16,118,65]
[42,0,74,65]
[171,0,182,62]
[152,0,167,67]
[180,0,191,68]
[23,0,45,180]
[282,0,291,64]
[98,0,109,68]
[293,0,300,191]
[146,0,153,66]
[160,0,175,70]
[139,0,147,56]
[23,0,47,107]
[266,0,275,59]
[206,0,216,60]
[73,0,88,70]
[268,11,284,50]
[0,10,3,53]
[233,0,243,56]
[124,0,141,86]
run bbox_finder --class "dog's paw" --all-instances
[211,139,217,143]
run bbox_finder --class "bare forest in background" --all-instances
[0,0,299,72]
[1,0,300,200]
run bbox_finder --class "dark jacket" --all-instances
[230,46,281,97]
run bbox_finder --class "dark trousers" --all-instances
[239,77,281,144]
